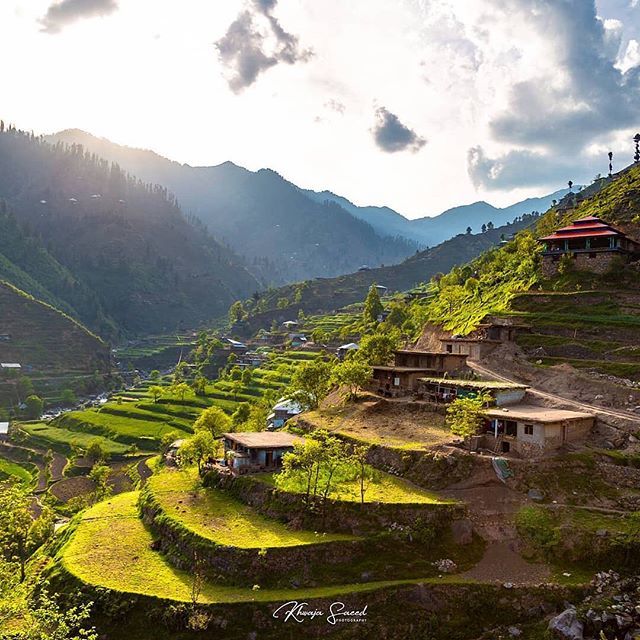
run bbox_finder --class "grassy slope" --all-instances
[60,491,445,603]
[147,468,354,548]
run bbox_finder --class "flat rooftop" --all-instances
[372,366,435,373]
[395,349,466,356]
[484,404,594,423]
[224,432,304,449]
[419,377,528,390]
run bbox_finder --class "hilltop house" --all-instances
[539,215,640,277]
[440,319,528,360]
[371,349,468,396]
[480,405,594,457]
[223,432,303,474]
[336,343,359,360]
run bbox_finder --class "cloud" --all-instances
[215,0,312,93]
[39,0,118,34]
[324,99,346,114]
[468,0,640,189]
[467,146,589,190]
[372,107,426,153]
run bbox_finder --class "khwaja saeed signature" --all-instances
[272,600,368,625]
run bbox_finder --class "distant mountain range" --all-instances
[48,129,573,281]
[304,187,575,246]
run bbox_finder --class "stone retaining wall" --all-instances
[138,487,372,587]
[201,470,465,536]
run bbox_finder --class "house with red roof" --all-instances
[538,215,640,277]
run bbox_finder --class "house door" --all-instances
[502,441,510,453]
[265,451,273,467]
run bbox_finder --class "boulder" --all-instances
[548,608,584,640]
[451,519,474,545]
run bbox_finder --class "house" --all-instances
[0,363,21,370]
[371,349,468,396]
[374,284,388,296]
[282,320,299,329]
[0,422,9,441]
[538,215,640,277]
[223,432,303,474]
[267,398,304,430]
[418,377,528,406]
[0,334,11,342]
[288,333,308,347]
[440,319,527,360]
[480,404,594,457]
[336,343,359,360]
[222,338,248,353]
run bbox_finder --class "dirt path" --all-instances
[444,466,551,585]
[469,360,640,424]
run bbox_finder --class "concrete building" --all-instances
[440,320,527,360]
[336,343,359,360]
[267,399,304,430]
[481,404,594,457]
[223,432,303,474]
[418,377,528,406]
[539,215,640,277]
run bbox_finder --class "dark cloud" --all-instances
[39,0,118,34]
[372,107,426,153]
[215,0,312,93]
[469,0,640,189]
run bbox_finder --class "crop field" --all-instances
[147,468,355,548]
[61,491,431,603]
[0,457,36,485]
[20,348,321,456]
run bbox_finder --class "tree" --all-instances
[149,385,163,403]
[193,406,231,438]
[351,444,375,504]
[241,368,252,385]
[24,395,43,420]
[363,284,383,324]
[228,300,246,324]
[0,482,54,582]
[17,376,34,401]
[149,369,161,382]
[89,463,112,501]
[191,374,207,396]
[85,439,107,463]
[60,388,76,406]
[160,430,181,456]
[481,223,487,233]
[171,382,191,402]
[179,430,219,473]
[289,359,333,410]
[331,360,372,400]
[231,402,251,428]
[486,221,494,230]
[445,394,490,443]
[466,226,472,234]
[357,332,399,366]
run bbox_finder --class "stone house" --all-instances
[481,404,594,457]
[539,215,640,277]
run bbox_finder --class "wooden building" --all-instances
[539,216,640,277]
[418,377,528,406]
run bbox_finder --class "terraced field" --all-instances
[510,290,640,379]
[146,468,355,548]
[60,491,429,603]
[19,349,320,456]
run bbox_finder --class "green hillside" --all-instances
[0,128,260,338]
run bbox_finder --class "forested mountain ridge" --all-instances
[48,129,419,284]
[237,216,534,332]
[0,126,260,337]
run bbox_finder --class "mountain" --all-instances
[305,187,575,246]
[47,130,419,285]
[238,216,536,333]
[0,127,260,337]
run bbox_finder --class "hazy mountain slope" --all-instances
[240,217,533,332]
[48,130,418,284]
[0,128,259,337]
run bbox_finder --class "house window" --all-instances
[505,420,517,437]
[446,344,453,353]
[524,424,534,435]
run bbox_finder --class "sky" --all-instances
[2,0,640,218]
